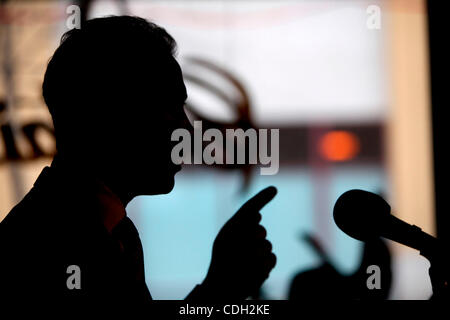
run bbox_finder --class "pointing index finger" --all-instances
[240,186,277,213]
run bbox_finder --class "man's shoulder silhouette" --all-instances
[0,166,151,305]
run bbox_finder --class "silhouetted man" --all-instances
[0,16,276,306]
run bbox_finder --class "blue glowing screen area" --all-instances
[128,166,386,299]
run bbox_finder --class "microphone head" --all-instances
[333,189,391,241]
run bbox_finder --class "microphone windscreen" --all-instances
[333,189,391,241]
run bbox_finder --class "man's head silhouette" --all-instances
[42,16,190,204]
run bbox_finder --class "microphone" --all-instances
[333,189,438,259]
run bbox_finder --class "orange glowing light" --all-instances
[319,131,360,161]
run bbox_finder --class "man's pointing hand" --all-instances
[201,186,278,300]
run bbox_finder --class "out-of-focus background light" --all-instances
[319,131,360,162]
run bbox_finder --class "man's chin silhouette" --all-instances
[0,16,277,307]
